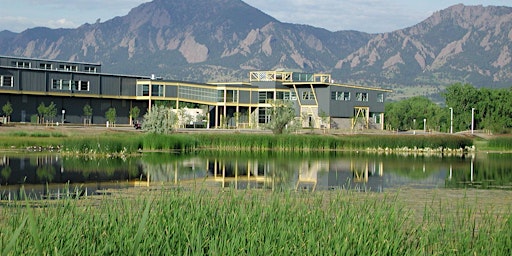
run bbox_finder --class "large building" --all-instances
[0,55,390,129]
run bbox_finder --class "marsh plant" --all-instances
[0,190,510,255]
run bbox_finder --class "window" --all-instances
[331,91,350,101]
[79,81,89,91]
[141,85,150,96]
[259,91,274,103]
[72,80,90,91]
[52,79,89,91]
[59,65,78,71]
[39,63,52,70]
[84,66,97,73]
[52,79,60,89]
[151,84,163,96]
[12,61,30,68]
[225,90,238,103]
[356,92,368,102]
[62,80,71,90]
[178,86,217,102]
[0,75,13,87]
[302,91,315,100]
[377,93,384,102]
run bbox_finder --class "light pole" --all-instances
[61,109,65,125]
[423,118,427,133]
[471,108,475,134]
[449,107,453,134]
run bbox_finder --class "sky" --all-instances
[1,0,510,34]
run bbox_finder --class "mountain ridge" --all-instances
[0,1,511,100]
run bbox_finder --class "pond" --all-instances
[0,152,511,200]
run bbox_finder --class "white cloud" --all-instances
[47,19,77,29]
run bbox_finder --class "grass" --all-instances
[0,189,510,255]
[487,136,512,151]
[0,130,476,154]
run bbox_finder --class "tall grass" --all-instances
[487,136,512,150]
[192,133,473,152]
[1,190,510,255]
[0,131,474,154]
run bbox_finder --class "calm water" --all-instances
[1,152,511,199]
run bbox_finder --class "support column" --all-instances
[215,105,219,129]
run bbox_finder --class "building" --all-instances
[0,55,149,125]
[0,55,390,129]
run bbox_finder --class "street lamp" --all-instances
[471,108,475,134]
[449,107,453,134]
[423,118,427,133]
[61,109,65,125]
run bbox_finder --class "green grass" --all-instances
[487,136,512,151]
[0,132,475,154]
[0,190,510,255]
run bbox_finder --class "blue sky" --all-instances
[1,0,510,33]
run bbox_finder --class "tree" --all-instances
[130,106,141,124]
[105,107,116,127]
[265,100,297,134]
[385,96,443,131]
[37,102,46,124]
[2,101,13,123]
[143,105,178,134]
[46,102,57,124]
[83,104,93,125]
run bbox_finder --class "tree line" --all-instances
[385,83,512,133]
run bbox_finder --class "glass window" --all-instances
[84,66,96,73]
[72,81,80,91]
[59,65,77,71]
[62,80,71,90]
[80,81,89,91]
[1,76,13,87]
[141,85,149,96]
[52,79,60,90]
[356,92,368,102]
[377,93,384,102]
[343,92,351,101]
[225,90,238,103]
[302,91,315,100]
[12,61,30,68]
[151,84,163,96]
[39,63,52,69]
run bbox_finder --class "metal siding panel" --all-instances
[21,71,46,92]
[101,76,121,96]
[120,77,137,96]
[239,90,250,104]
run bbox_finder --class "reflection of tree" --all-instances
[267,158,300,189]
[1,166,11,181]
[36,165,56,182]
[142,157,206,183]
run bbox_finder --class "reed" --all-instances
[0,131,475,154]
[0,190,510,255]
[487,136,512,150]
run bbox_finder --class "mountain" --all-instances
[0,1,511,100]
[336,4,512,100]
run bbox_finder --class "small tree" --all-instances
[37,102,46,124]
[2,101,13,123]
[143,105,178,134]
[105,107,116,127]
[83,104,93,125]
[129,106,141,125]
[265,100,297,134]
[46,102,57,124]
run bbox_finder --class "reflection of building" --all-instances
[1,56,390,129]
[143,157,385,191]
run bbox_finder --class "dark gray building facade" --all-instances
[1,56,390,129]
